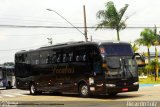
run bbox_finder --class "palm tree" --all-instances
[131,42,139,53]
[145,63,153,78]
[135,28,156,64]
[147,60,159,81]
[153,25,160,44]
[96,1,129,41]
[153,25,160,80]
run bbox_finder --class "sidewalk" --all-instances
[140,84,160,87]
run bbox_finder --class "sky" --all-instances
[0,0,160,63]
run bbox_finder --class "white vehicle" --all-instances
[0,62,15,89]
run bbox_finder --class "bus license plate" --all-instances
[122,88,128,91]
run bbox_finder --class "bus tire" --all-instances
[29,83,39,95]
[6,81,12,89]
[79,83,89,98]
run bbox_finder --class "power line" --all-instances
[0,24,159,29]
[0,45,45,52]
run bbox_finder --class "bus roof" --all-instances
[15,41,130,54]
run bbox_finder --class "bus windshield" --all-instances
[105,56,138,78]
[101,44,133,56]
[100,44,137,78]
[106,57,121,69]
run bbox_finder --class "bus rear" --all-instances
[99,42,139,96]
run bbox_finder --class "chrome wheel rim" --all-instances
[31,85,35,94]
[81,85,88,96]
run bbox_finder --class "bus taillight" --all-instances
[122,88,128,91]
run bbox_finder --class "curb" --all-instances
[140,84,160,87]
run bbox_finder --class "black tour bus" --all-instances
[15,41,139,97]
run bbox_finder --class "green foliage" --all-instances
[154,25,160,45]
[145,60,159,71]
[139,77,160,84]
[135,28,157,63]
[131,42,139,52]
[145,60,156,71]
[96,1,129,41]
[135,28,156,48]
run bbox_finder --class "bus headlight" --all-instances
[89,77,94,85]
[133,82,139,85]
[106,84,116,87]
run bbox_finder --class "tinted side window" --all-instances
[25,53,30,64]
[69,52,74,62]
[15,55,20,63]
[87,45,100,62]
[16,54,28,63]
[102,44,133,56]
[31,52,39,65]
[40,51,49,64]
[56,52,62,63]
[74,46,86,62]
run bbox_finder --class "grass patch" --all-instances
[139,76,160,84]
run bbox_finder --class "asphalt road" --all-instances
[0,86,160,107]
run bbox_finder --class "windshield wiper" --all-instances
[124,59,133,77]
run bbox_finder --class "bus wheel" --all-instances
[8,81,12,89]
[79,83,89,97]
[29,83,38,95]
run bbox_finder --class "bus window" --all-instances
[69,52,73,62]
[26,53,30,64]
[76,56,82,61]
[66,53,70,62]
[74,46,86,62]
[102,44,133,56]
[63,54,66,62]
[52,55,57,63]
[40,51,49,64]
[63,53,70,62]
[50,50,56,64]
[57,53,62,63]
[15,55,18,63]
[88,46,101,73]
[83,55,87,61]
[21,54,25,63]
[31,52,39,65]
[88,46,100,62]
[16,54,26,63]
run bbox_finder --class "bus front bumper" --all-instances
[105,83,139,94]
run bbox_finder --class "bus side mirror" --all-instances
[133,53,145,67]
[132,53,139,59]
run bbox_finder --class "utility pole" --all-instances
[83,5,88,42]
[90,35,92,41]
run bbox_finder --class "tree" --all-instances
[153,25,160,80]
[145,63,153,77]
[153,25,160,44]
[96,1,129,41]
[145,60,159,81]
[131,42,139,53]
[135,28,156,64]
